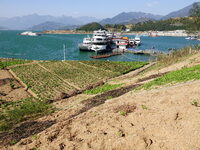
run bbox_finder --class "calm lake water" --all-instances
[0,30,199,61]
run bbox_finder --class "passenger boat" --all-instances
[79,30,112,52]
[91,30,109,52]
[134,35,141,46]
[20,31,39,36]
[79,36,92,51]
[79,30,142,52]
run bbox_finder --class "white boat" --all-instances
[134,35,141,46]
[91,30,109,52]
[20,31,38,36]
[113,37,129,50]
[185,36,198,40]
[79,36,92,51]
[79,30,111,52]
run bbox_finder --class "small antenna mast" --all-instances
[63,44,66,61]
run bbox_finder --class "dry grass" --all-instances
[156,45,200,66]
[113,104,137,116]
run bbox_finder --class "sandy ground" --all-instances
[3,79,199,150]
[1,52,200,150]
[0,70,30,102]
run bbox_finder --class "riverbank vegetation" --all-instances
[156,45,200,67]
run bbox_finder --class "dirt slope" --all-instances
[3,79,199,150]
[1,52,200,150]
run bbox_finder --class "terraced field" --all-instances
[11,61,147,100]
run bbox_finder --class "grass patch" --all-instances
[137,64,200,90]
[156,45,200,67]
[84,84,123,95]
[81,61,148,74]
[0,59,32,69]
[139,45,200,74]
[113,61,148,73]
[0,98,54,132]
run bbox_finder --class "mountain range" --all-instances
[0,2,199,30]
[100,12,162,24]
[0,26,7,30]
[0,14,99,30]
[29,21,80,31]
[162,2,200,20]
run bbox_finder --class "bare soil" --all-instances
[0,70,30,102]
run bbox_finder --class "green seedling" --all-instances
[191,100,198,107]
[141,105,148,110]
[119,111,127,116]
[32,135,39,140]
[10,140,17,145]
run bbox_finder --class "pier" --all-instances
[125,49,164,56]
[90,52,122,59]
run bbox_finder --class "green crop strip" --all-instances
[137,64,200,90]
[84,84,123,95]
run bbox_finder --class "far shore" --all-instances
[39,29,200,37]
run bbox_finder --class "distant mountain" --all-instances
[29,21,66,31]
[120,17,154,25]
[0,14,99,30]
[0,26,7,30]
[100,12,163,24]
[77,22,105,31]
[75,16,100,25]
[162,2,200,20]
[59,25,80,30]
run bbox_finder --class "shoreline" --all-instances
[40,29,197,37]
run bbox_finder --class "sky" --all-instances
[0,0,199,18]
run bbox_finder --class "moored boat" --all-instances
[79,36,92,51]
[20,31,39,36]
[185,36,198,40]
[134,35,141,46]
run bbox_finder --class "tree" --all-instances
[189,2,200,30]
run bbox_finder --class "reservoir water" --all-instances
[0,30,199,61]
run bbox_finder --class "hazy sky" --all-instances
[0,0,199,18]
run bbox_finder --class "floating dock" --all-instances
[90,52,122,59]
[125,49,164,56]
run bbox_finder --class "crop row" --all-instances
[65,61,118,78]
[39,61,101,88]
[80,61,147,74]
[0,59,32,69]
[11,64,75,100]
